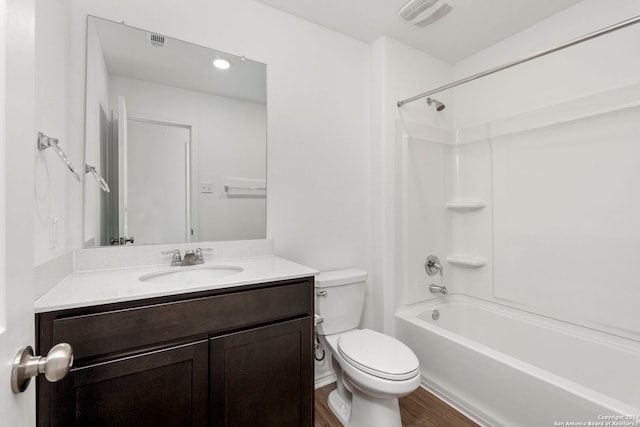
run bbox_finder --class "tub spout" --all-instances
[429,284,448,295]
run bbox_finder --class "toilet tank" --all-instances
[315,268,367,336]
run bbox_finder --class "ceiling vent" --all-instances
[399,0,454,27]
[148,32,166,48]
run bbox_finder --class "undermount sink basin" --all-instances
[139,265,243,284]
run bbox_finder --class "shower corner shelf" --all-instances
[446,255,487,268]
[445,200,487,211]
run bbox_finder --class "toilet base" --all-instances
[327,388,403,427]
[348,391,402,427]
[328,389,351,426]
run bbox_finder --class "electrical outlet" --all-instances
[200,182,213,193]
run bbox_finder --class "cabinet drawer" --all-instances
[51,281,312,361]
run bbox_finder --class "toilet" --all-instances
[315,269,420,427]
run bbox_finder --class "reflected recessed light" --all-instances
[212,57,231,70]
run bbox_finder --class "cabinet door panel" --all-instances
[210,317,313,427]
[49,341,208,427]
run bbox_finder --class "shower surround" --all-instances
[392,4,640,423]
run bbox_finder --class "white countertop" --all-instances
[34,255,318,313]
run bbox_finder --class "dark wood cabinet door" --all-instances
[47,340,208,427]
[210,317,313,427]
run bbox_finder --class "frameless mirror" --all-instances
[83,16,267,247]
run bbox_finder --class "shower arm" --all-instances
[397,14,640,107]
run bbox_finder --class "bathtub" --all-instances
[395,295,640,427]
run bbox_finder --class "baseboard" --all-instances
[314,372,337,390]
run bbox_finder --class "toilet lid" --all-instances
[337,329,419,381]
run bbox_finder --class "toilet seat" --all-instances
[337,329,419,381]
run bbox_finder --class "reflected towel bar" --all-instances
[224,185,266,193]
[85,164,110,192]
[37,132,81,181]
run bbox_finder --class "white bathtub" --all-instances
[395,295,640,427]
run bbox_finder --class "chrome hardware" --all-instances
[432,309,440,321]
[429,284,448,295]
[397,16,640,108]
[316,290,327,297]
[425,255,443,276]
[11,343,73,393]
[37,132,81,182]
[181,250,198,266]
[194,248,213,264]
[162,249,182,266]
[110,236,135,245]
[224,185,266,193]
[314,314,324,325]
[85,164,110,192]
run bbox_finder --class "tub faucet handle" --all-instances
[425,255,443,276]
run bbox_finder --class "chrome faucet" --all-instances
[425,255,443,276]
[429,284,448,295]
[161,249,182,266]
[181,250,198,266]
[161,248,213,266]
[194,248,213,264]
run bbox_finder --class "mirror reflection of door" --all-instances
[110,96,193,245]
[117,95,128,241]
[126,117,192,245]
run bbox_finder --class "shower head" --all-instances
[427,97,445,111]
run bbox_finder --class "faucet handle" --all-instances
[195,248,213,263]
[425,255,443,276]
[161,249,182,266]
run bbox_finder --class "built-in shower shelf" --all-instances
[446,200,487,211]
[446,255,487,268]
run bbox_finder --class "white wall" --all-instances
[448,0,640,340]
[107,75,266,243]
[454,0,640,127]
[371,37,452,336]
[34,0,75,265]
[68,0,371,276]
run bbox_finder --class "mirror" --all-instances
[83,16,267,247]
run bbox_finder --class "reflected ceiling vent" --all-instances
[399,0,454,27]
[148,32,166,48]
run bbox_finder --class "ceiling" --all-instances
[253,0,582,63]
[93,17,267,104]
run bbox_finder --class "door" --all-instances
[126,118,192,245]
[1,0,37,423]
[117,95,129,241]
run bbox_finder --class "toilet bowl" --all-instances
[315,269,421,427]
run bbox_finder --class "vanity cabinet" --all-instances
[36,277,314,427]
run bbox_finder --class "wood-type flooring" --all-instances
[315,383,479,427]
